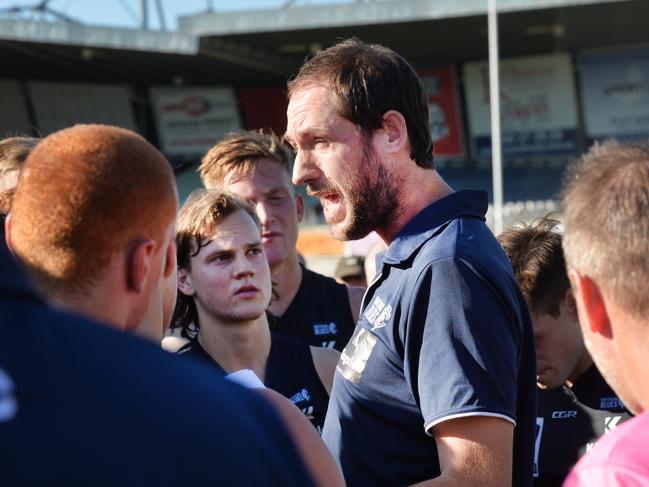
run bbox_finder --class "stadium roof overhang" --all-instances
[0,0,646,87]
[0,17,293,86]
[179,0,648,70]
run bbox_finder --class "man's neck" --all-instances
[49,282,132,335]
[267,254,303,317]
[197,314,271,381]
[377,165,454,244]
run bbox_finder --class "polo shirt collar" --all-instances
[382,190,488,264]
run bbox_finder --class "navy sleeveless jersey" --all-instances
[272,266,356,351]
[533,366,631,486]
[0,244,314,487]
[178,331,330,433]
[322,190,537,486]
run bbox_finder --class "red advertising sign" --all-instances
[238,87,289,135]
[417,67,465,158]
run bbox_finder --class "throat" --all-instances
[197,318,271,381]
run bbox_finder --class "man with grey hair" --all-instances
[562,141,649,486]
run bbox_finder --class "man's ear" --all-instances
[563,287,578,322]
[295,193,304,223]
[374,110,408,155]
[4,212,13,251]
[177,267,195,296]
[126,239,155,294]
[162,241,176,278]
[568,270,612,338]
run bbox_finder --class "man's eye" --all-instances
[248,248,263,256]
[211,254,230,263]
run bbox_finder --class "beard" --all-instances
[308,139,401,241]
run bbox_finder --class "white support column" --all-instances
[488,0,504,234]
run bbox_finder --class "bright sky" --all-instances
[0,0,351,30]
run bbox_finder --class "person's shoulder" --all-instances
[3,305,314,485]
[406,214,490,267]
[565,414,649,486]
[310,345,340,371]
[303,266,344,289]
[576,412,649,468]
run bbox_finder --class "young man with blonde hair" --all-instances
[199,130,363,351]
[562,141,649,486]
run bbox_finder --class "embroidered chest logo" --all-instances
[600,396,624,410]
[363,295,392,331]
[313,322,338,336]
[289,388,311,405]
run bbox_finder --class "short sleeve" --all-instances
[403,257,520,433]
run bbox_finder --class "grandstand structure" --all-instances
[1,0,647,228]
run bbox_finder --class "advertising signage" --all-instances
[150,86,241,160]
[578,45,649,144]
[464,53,579,158]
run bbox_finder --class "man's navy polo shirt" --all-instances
[322,190,536,486]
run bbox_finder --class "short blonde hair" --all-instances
[0,136,39,215]
[199,130,293,188]
[562,140,649,318]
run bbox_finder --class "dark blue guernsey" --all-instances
[0,244,314,487]
[533,365,631,486]
[271,266,355,351]
[322,190,537,486]
[178,331,330,433]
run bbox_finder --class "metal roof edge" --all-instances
[178,0,629,36]
[0,18,198,54]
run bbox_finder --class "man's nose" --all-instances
[233,253,254,278]
[256,201,272,226]
[292,150,319,187]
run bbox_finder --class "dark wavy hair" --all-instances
[497,217,568,317]
[288,38,434,169]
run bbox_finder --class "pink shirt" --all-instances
[564,412,649,486]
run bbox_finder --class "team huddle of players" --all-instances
[2,38,648,487]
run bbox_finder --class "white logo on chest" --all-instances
[290,388,311,404]
[363,295,392,331]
